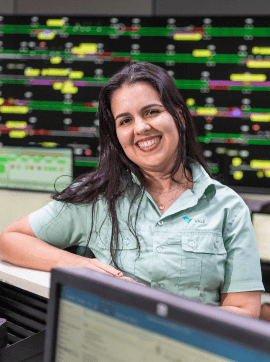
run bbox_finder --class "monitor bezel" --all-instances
[45,267,270,362]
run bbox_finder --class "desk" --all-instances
[0,260,50,299]
[0,260,269,304]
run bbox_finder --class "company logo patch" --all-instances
[183,216,194,223]
[183,216,205,224]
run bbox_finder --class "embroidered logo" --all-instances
[183,216,205,224]
[183,216,194,223]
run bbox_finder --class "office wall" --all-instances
[0,190,51,233]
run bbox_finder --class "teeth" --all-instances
[137,137,161,148]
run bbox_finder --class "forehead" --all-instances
[111,82,162,111]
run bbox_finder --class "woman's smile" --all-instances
[136,135,162,152]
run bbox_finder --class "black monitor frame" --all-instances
[45,268,270,362]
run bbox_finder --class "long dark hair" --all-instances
[52,62,212,270]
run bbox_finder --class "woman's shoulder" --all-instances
[34,196,109,219]
[212,179,245,201]
[190,159,245,207]
[209,180,250,225]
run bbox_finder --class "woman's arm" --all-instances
[219,291,261,318]
[0,215,123,276]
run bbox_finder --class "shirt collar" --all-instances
[130,157,216,202]
[131,172,140,186]
[188,157,216,201]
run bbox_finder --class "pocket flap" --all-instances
[182,233,226,254]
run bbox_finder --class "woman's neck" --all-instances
[143,167,192,193]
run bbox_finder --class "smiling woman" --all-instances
[111,81,192,212]
[0,62,264,318]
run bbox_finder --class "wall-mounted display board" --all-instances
[0,15,270,193]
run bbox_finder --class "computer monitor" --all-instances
[44,268,270,362]
[252,212,270,263]
[0,146,73,192]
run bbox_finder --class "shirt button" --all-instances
[158,221,163,226]
[190,241,195,247]
[157,246,163,253]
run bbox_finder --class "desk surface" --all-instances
[0,260,50,298]
[0,260,269,304]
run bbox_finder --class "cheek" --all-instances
[161,120,177,135]
[117,130,134,149]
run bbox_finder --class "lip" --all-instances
[135,135,162,145]
[136,136,162,153]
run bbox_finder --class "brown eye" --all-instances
[120,118,131,125]
[147,109,159,116]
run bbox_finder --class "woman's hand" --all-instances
[58,257,146,285]
[68,257,123,276]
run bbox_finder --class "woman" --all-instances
[0,62,264,317]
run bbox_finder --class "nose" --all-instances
[133,116,151,134]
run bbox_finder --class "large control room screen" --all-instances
[0,15,270,192]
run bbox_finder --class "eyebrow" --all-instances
[115,103,164,121]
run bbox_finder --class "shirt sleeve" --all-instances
[29,200,91,249]
[221,201,265,294]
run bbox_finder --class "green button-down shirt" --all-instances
[29,158,264,306]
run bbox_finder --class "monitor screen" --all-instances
[0,146,73,191]
[1,15,270,192]
[252,212,270,262]
[44,268,270,362]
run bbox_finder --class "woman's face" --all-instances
[111,82,180,174]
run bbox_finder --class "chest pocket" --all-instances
[178,233,226,301]
[94,229,138,273]
[181,233,226,254]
